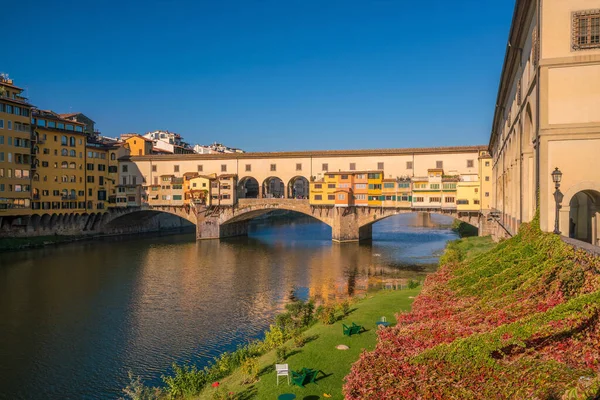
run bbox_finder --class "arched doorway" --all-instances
[238,177,259,198]
[288,176,310,199]
[568,190,600,245]
[263,177,284,198]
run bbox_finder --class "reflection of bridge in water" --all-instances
[105,198,484,242]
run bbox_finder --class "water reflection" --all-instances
[0,213,457,399]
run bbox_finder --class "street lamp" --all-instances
[551,168,563,234]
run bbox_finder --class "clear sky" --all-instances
[4,0,515,152]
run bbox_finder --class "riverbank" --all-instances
[198,288,421,399]
[0,226,195,252]
[346,216,600,399]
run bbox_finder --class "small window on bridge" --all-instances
[198,164,203,172]
[174,165,179,173]
[436,161,443,169]
[377,162,384,170]
[322,163,328,171]
[296,163,302,171]
[270,164,276,171]
[406,161,413,169]
[245,164,251,172]
[467,160,474,168]
[349,163,356,171]
[221,164,227,172]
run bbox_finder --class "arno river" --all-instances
[0,213,458,399]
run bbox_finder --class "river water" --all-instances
[0,213,458,399]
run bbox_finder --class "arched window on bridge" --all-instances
[262,177,284,198]
[238,177,259,198]
[288,176,310,199]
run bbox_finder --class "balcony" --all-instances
[61,194,77,200]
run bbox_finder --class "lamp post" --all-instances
[551,168,563,234]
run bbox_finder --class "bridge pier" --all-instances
[196,216,249,240]
[331,208,372,242]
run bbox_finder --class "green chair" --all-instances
[291,370,307,387]
[343,322,363,336]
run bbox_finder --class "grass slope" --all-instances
[198,288,421,400]
[345,219,600,399]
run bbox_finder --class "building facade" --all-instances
[489,0,600,245]
[0,76,33,215]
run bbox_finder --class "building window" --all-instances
[436,161,443,169]
[314,184,322,189]
[328,184,336,189]
[270,164,276,171]
[485,161,490,167]
[406,161,413,170]
[198,164,203,172]
[414,197,424,202]
[245,164,251,172]
[572,10,600,50]
[327,195,335,200]
[445,197,455,203]
[314,195,322,200]
[485,192,490,197]
[322,163,328,172]
[174,165,179,173]
[122,165,128,173]
[337,194,345,200]
[485,176,490,181]
[377,162,384,170]
[152,165,157,172]
[221,164,227,172]
[349,163,356,171]
[467,160,474,168]
[296,163,302,171]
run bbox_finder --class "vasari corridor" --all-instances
[1,0,600,399]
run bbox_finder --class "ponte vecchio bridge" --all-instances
[104,145,492,241]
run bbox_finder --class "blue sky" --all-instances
[4,0,514,151]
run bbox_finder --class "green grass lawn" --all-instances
[198,288,421,400]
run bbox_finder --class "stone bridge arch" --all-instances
[195,199,333,239]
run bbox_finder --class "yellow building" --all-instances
[85,137,121,211]
[310,173,337,206]
[31,110,87,213]
[122,134,153,156]
[367,171,383,206]
[185,174,213,205]
[0,76,34,215]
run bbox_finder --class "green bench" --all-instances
[342,322,364,336]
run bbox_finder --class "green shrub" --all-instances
[122,371,163,400]
[407,280,420,289]
[211,385,235,400]
[240,357,260,384]
[316,304,336,325]
[162,363,207,398]
[292,330,306,348]
[276,346,288,363]
[263,325,286,350]
[338,299,351,317]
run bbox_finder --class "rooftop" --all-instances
[125,145,486,161]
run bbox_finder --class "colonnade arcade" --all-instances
[237,176,310,199]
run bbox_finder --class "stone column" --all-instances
[331,207,372,242]
[196,216,249,240]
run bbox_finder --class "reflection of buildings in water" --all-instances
[307,244,373,302]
